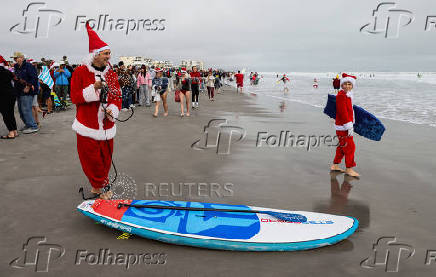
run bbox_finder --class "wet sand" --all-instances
[1,85,435,276]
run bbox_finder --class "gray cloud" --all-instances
[1,0,436,71]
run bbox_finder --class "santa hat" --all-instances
[181,67,187,73]
[340,73,356,87]
[86,22,109,54]
[155,67,162,72]
[0,55,8,67]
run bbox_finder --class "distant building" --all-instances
[180,60,204,70]
[119,56,154,67]
[153,60,173,69]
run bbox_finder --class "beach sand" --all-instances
[0,85,435,276]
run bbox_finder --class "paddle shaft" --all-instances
[119,203,271,214]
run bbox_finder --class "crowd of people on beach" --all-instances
[2,21,362,204]
[0,52,243,139]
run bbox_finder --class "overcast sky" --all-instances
[2,0,436,71]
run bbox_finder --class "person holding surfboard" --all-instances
[71,22,122,199]
[330,73,360,178]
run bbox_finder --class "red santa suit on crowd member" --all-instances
[70,23,122,189]
[333,73,357,168]
[235,72,244,87]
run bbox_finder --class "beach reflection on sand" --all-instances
[313,173,370,229]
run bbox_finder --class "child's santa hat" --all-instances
[340,73,356,86]
[155,67,162,72]
[181,67,187,73]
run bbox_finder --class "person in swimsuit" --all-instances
[152,68,169,117]
[279,74,290,93]
[177,69,191,117]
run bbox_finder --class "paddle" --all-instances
[117,203,307,223]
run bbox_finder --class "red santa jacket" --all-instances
[335,90,354,131]
[235,73,244,85]
[190,71,201,84]
[70,63,122,140]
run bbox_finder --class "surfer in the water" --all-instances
[330,73,360,178]
[71,22,122,199]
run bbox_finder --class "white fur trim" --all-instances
[83,84,100,102]
[340,77,356,87]
[72,118,116,140]
[0,63,4,67]
[82,53,110,76]
[343,122,354,130]
[336,122,354,131]
[106,104,119,122]
[93,45,110,53]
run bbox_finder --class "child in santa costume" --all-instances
[330,73,360,178]
[71,22,122,199]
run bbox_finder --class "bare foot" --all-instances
[99,190,113,200]
[186,113,190,117]
[153,114,158,118]
[345,168,360,178]
[330,164,345,173]
[164,112,168,117]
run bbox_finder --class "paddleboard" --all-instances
[78,199,358,251]
[324,94,386,141]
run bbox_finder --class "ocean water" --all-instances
[233,72,436,127]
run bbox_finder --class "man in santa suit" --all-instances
[330,73,360,178]
[71,22,122,199]
[234,70,244,93]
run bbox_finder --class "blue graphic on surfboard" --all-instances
[77,199,359,251]
[324,94,386,141]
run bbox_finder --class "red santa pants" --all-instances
[333,130,356,168]
[76,134,113,189]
